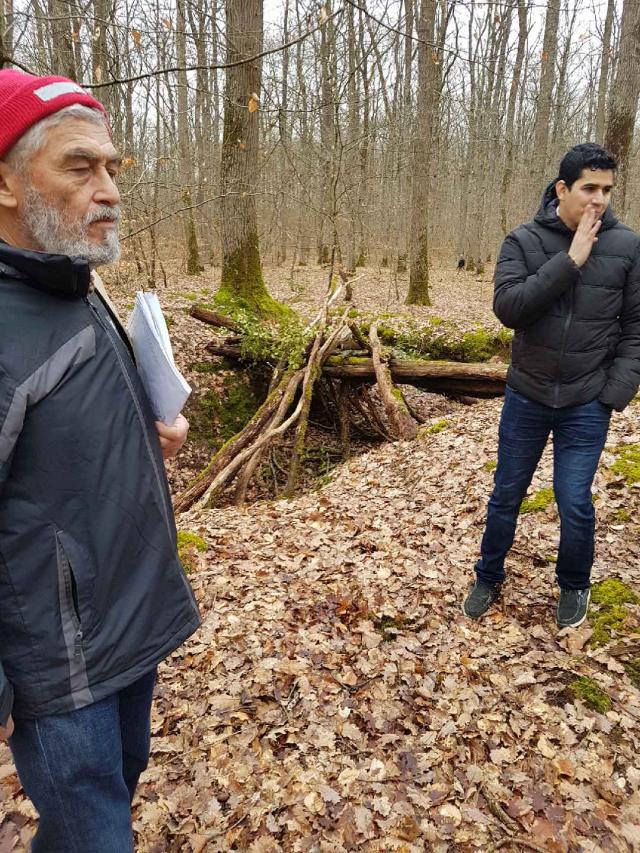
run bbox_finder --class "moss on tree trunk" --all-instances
[406,234,431,306]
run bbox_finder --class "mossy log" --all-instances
[199,341,507,397]
[323,356,507,396]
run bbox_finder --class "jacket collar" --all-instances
[0,240,91,298]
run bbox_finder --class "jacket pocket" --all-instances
[55,531,84,659]
[55,531,93,706]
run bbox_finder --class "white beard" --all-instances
[20,184,121,268]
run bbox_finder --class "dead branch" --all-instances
[348,321,372,353]
[369,321,418,440]
[337,382,351,458]
[190,305,240,332]
[173,369,303,513]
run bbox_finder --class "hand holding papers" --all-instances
[127,292,191,426]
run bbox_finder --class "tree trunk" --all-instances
[407,0,438,305]
[595,0,615,145]
[500,0,528,236]
[604,0,640,218]
[218,0,275,314]
[48,0,78,80]
[176,0,202,275]
[531,0,560,195]
[0,0,14,67]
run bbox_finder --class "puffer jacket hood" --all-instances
[0,242,200,722]
[493,187,640,411]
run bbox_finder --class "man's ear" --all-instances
[555,179,568,201]
[0,161,19,210]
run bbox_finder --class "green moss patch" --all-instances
[186,372,262,450]
[610,444,640,484]
[592,578,639,608]
[519,488,555,514]
[613,508,631,523]
[177,530,207,553]
[588,578,640,647]
[372,613,407,641]
[623,658,640,688]
[570,677,612,713]
[177,530,207,573]
[483,459,497,473]
[359,318,512,363]
[189,361,221,375]
[427,418,449,434]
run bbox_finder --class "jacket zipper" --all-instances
[84,297,199,613]
[84,297,174,537]
[60,550,83,657]
[553,280,576,408]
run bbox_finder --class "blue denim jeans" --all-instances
[9,668,156,853]
[476,387,611,590]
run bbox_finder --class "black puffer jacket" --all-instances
[0,242,200,723]
[494,181,640,410]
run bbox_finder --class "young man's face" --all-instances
[555,168,615,230]
[2,118,122,266]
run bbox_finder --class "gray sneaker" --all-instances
[557,587,591,628]
[462,580,502,620]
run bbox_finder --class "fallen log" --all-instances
[323,356,507,396]
[200,345,506,395]
[190,305,240,332]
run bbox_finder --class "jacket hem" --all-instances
[11,610,200,720]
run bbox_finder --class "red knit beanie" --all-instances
[0,70,109,160]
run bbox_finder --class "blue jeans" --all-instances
[9,668,156,853]
[476,387,611,590]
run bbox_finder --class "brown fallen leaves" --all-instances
[1,267,640,850]
[132,399,637,851]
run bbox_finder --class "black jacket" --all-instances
[0,242,200,722]
[494,182,640,410]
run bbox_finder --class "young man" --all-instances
[0,70,200,851]
[464,143,640,629]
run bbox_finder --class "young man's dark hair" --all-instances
[463,143,640,630]
[558,142,617,188]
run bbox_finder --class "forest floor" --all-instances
[1,263,639,852]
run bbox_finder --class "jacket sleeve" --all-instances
[493,233,580,329]
[0,364,23,726]
[599,245,640,411]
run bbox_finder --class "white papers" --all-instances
[127,292,191,425]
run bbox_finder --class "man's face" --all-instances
[15,118,122,266]
[556,168,615,230]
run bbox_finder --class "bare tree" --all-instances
[406,0,439,305]
[605,0,640,217]
[531,0,560,192]
[0,0,14,67]
[176,0,201,274]
[218,0,278,314]
[595,0,615,145]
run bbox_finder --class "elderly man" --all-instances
[464,143,640,629]
[0,70,200,851]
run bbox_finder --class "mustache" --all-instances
[84,205,121,225]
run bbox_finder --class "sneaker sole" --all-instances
[557,589,591,629]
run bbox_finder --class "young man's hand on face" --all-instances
[156,413,189,460]
[568,205,601,268]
